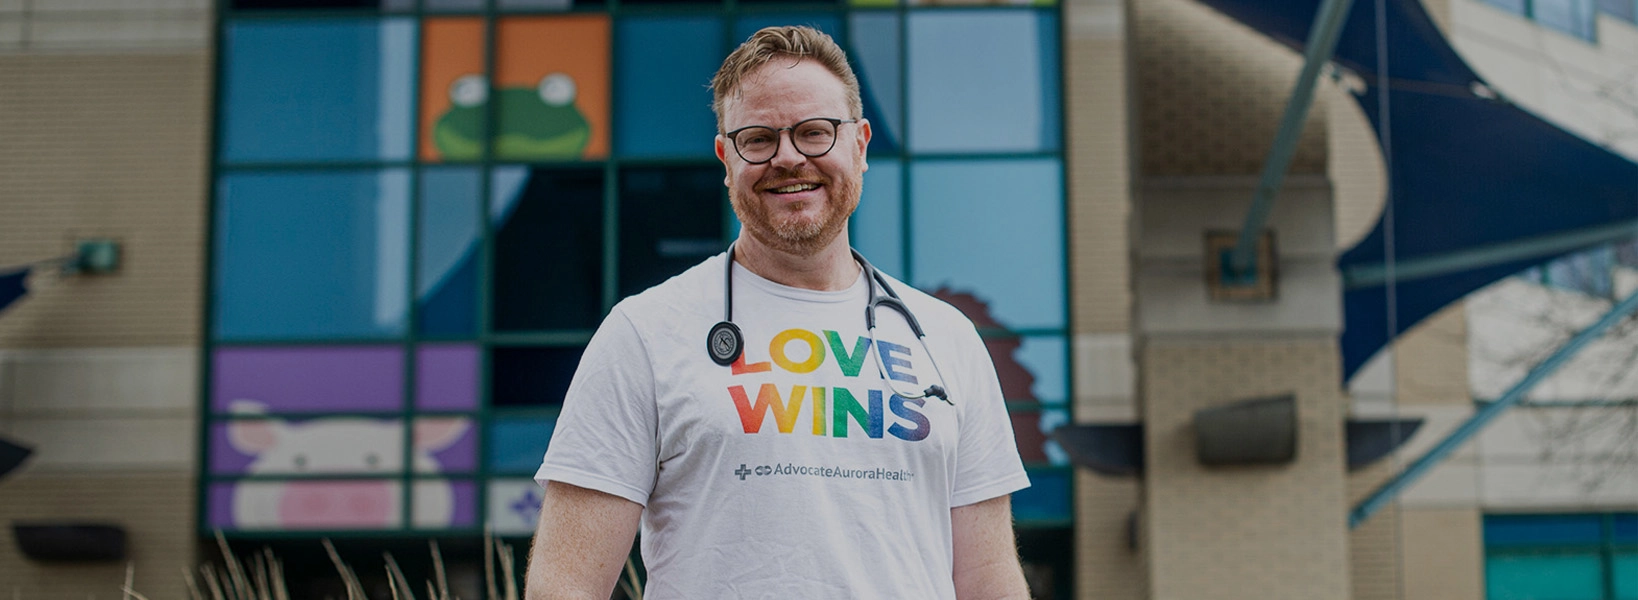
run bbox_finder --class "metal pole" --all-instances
[1229,0,1359,277]
[1349,285,1638,528]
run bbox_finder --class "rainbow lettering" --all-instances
[724,328,931,442]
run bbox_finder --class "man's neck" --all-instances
[732,234,860,292]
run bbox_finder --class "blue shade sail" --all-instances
[490,167,605,332]
[911,159,1065,330]
[851,158,903,278]
[221,19,415,163]
[487,416,558,473]
[417,168,480,337]
[849,12,902,154]
[1011,469,1069,523]
[618,166,725,298]
[1192,0,1638,381]
[907,10,1059,154]
[615,16,723,158]
[214,171,411,340]
[1485,552,1605,600]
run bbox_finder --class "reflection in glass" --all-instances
[418,168,480,336]
[908,11,1059,153]
[912,159,1064,330]
[490,167,604,331]
[222,19,414,163]
[619,166,725,297]
[215,170,411,340]
[495,16,611,161]
[491,346,586,407]
[616,16,723,157]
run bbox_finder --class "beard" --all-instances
[729,164,862,257]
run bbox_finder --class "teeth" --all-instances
[772,183,817,193]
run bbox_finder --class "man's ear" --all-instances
[715,134,732,186]
[856,118,872,173]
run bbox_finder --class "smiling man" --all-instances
[525,26,1031,600]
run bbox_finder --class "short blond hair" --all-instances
[710,26,863,133]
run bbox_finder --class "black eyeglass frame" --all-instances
[722,117,860,165]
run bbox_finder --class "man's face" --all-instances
[716,58,871,257]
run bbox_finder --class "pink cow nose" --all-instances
[278,481,395,528]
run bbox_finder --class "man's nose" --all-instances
[767,130,809,169]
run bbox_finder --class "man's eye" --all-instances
[742,134,773,146]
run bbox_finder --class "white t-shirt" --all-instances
[536,251,1029,600]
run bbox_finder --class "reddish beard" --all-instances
[730,165,862,257]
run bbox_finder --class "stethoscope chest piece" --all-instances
[707,321,744,366]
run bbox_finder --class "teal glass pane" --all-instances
[732,14,840,43]
[907,10,1059,153]
[849,11,902,154]
[214,170,411,340]
[222,19,415,163]
[488,416,558,474]
[615,16,723,158]
[1012,469,1069,523]
[1616,551,1638,600]
[851,158,903,278]
[490,167,604,332]
[911,159,1065,330]
[619,166,726,298]
[417,167,480,337]
[1485,551,1603,600]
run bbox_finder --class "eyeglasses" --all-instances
[723,117,858,164]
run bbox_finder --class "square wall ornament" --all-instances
[1205,230,1277,302]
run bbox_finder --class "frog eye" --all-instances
[538,73,576,107]
[450,74,488,108]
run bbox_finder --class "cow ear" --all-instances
[414,418,470,452]
[228,418,279,454]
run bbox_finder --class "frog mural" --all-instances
[433,72,592,161]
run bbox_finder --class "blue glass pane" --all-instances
[215,171,411,340]
[1011,470,1069,523]
[1534,0,1597,40]
[619,166,726,298]
[911,159,1065,330]
[1485,514,1606,547]
[849,12,902,154]
[491,346,586,407]
[418,168,479,337]
[1486,551,1603,600]
[222,19,415,163]
[1013,335,1067,405]
[733,14,839,41]
[908,11,1059,153]
[488,416,557,473]
[852,158,903,278]
[1615,514,1638,542]
[1616,551,1638,600]
[490,167,605,332]
[615,16,723,158]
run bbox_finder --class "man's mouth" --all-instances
[769,182,820,194]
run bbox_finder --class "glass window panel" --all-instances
[230,0,415,9]
[210,416,407,476]
[619,166,726,298]
[1485,551,1604,600]
[500,0,608,9]
[1600,0,1637,21]
[908,11,1059,153]
[488,416,558,473]
[487,478,545,535]
[222,19,414,163]
[215,170,411,340]
[1544,245,1613,297]
[421,19,487,163]
[415,417,478,474]
[615,16,723,158]
[494,16,611,161]
[212,346,403,414]
[1534,0,1598,40]
[911,159,1065,330]
[413,479,478,529]
[732,14,840,40]
[417,345,480,411]
[955,328,1067,405]
[207,480,404,531]
[490,167,605,331]
[1011,469,1070,523]
[429,0,486,10]
[1485,514,1606,546]
[1485,0,1528,14]
[849,12,902,153]
[1615,514,1638,542]
[851,158,903,278]
[491,346,586,407]
[1616,551,1638,600]
[418,168,481,336]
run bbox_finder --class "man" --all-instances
[526,26,1031,599]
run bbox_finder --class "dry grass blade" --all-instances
[120,586,153,600]
[383,552,416,600]
[201,565,228,600]
[495,540,518,600]
[214,530,252,600]
[426,581,438,600]
[429,540,451,600]
[249,552,274,600]
[123,563,136,600]
[321,539,366,600]
[617,579,637,600]
[183,568,205,600]
[263,548,290,600]
[483,527,498,600]
[623,557,643,600]
[385,564,402,600]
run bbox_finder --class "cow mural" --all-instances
[221,400,472,530]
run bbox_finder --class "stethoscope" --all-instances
[706,245,952,405]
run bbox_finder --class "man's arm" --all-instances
[525,480,644,600]
[951,494,1031,600]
